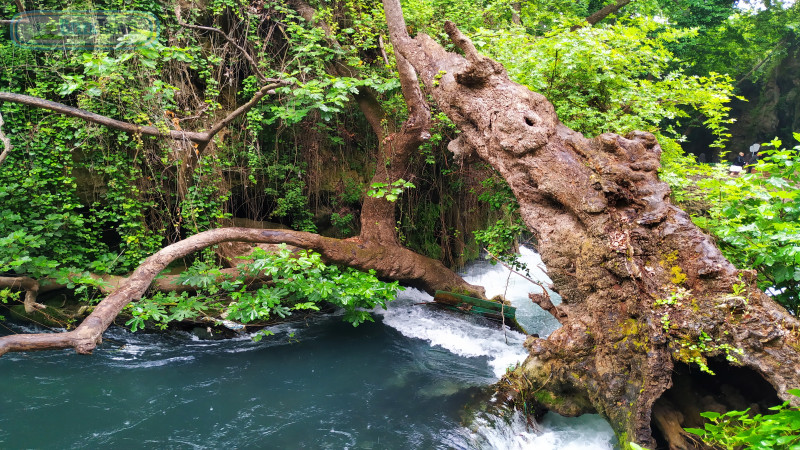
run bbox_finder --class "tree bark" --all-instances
[0,276,42,313]
[382,4,800,447]
[0,227,481,356]
[0,2,487,358]
[571,0,632,30]
[285,0,431,246]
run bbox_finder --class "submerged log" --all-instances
[432,290,527,333]
[381,3,800,447]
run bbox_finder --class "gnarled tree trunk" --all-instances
[382,1,800,447]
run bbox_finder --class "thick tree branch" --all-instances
[381,2,800,446]
[0,92,205,141]
[286,0,432,245]
[204,84,280,137]
[586,0,631,25]
[0,227,483,356]
[571,0,632,30]
[0,276,43,313]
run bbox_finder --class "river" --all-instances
[0,247,615,449]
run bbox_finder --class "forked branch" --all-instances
[0,82,286,152]
[0,276,43,313]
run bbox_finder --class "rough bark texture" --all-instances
[581,0,632,28]
[383,8,800,448]
[287,0,431,246]
[0,227,480,356]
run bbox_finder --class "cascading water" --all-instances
[380,247,615,449]
[0,247,614,449]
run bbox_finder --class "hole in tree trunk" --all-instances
[650,359,781,450]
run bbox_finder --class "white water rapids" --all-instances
[379,246,616,449]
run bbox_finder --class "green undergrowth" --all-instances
[125,245,400,335]
[681,137,800,314]
[685,389,800,450]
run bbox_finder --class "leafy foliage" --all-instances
[690,137,800,314]
[126,245,400,332]
[367,178,416,202]
[472,17,737,149]
[685,389,800,450]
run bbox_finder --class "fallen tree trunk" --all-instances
[0,227,482,356]
[381,2,800,447]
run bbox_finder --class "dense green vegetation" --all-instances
[127,245,399,331]
[690,137,800,314]
[684,389,800,450]
[1,0,799,445]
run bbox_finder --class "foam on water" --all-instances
[1,247,616,449]
[380,246,616,450]
[378,245,562,379]
[462,246,563,337]
[378,290,528,378]
[447,410,615,450]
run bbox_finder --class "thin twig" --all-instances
[378,35,390,66]
[501,267,511,344]
[484,248,550,289]
[175,6,267,83]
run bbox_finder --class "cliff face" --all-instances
[731,45,800,144]
[682,40,800,163]
[729,41,800,154]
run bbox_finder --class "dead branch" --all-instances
[483,249,565,323]
[378,35,390,66]
[174,6,267,83]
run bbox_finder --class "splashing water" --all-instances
[380,246,615,449]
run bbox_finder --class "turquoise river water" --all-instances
[0,248,615,449]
